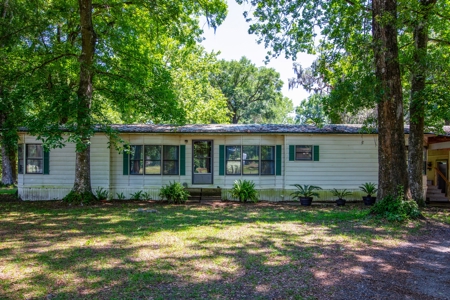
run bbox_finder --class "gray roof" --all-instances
[19,124,450,135]
[108,124,371,134]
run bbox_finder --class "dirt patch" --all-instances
[310,220,450,299]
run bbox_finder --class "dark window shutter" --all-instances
[313,145,320,161]
[289,145,295,161]
[123,151,129,175]
[180,145,186,176]
[276,145,282,175]
[43,150,50,174]
[219,145,225,175]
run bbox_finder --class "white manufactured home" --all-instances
[17,124,448,202]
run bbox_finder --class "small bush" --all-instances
[230,179,258,203]
[63,190,97,205]
[370,186,421,222]
[130,190,144,200]
[159,181,189,204]
[142,191,152,200]
[116,192,126,200]
[95,187,109,200]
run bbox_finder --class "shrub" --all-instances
[130,190,144,200]
[142,191,152,200]
[370,186,421,222]
[359,182,378,197]
[331,189,352,199]
[63,190,97,205]
[95,187,109,200]
[290,184,322,199]
[116,192,126,200]
[230,179,258,203]
[159,181,189,204]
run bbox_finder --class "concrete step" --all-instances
[429,198,450,203]
[427,190,446,195]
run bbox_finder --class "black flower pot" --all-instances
[336,198,346,206]
[362,196,376,206]
[299,197,313,206]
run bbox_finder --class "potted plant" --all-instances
[359,182,377,206]
[290,184,322,206]
[332,189,352,206]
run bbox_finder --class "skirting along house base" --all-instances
[17,124,449,202]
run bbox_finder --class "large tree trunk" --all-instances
[0,112,14,185]
[408,0,436,206]
[71,0,96,196]
[1,143,13,185]
[372,0,408,200]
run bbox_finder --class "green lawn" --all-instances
[0,202,448,299]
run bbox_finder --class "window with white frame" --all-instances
[130,145,178,175]
[226,145,275,175]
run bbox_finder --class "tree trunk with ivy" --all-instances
[65,0,97,203]
[372,0,409,200]
[408,0,436,206]
[0,112,14,185]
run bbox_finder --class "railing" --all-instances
[434,167,450,195]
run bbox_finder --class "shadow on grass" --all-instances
[0,202,449,299]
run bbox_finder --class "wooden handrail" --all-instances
[434,167,450,184]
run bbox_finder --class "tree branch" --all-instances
[429,38,450,46]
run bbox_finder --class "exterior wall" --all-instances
[111,134,284,200]
[18,132,380,201]
[18,134,110,200]
[284,134,379,200]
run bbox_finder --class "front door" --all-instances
[192,140,213,184]
[437,160,448,195]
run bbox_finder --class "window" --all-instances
[226,145,275,175]
[243,145,259,175]
[261,146,275,175]
[130,145,179,175]
[226,146,241,175]
[163,145,179,175]
[295,145,312,161]
[144,145,161,175]
[26,144,43,174]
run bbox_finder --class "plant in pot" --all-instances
[332,189,352,206]
[359,182,377,206]
[290,184,322,206]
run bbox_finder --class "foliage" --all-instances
[230,179,259,203]
[359,183,378,197]
[142,191,153,200]
[331,189,352,200]
[94,187,109,201]
[63,190,98,205]
[370,187,421,222]
[130,190,144,201]
[159,181,190,204]
[116,192,126,201]
[295,94,329,126]
[209,56,293,124]
[290,184,322,199]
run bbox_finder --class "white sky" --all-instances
[200,1,316,107]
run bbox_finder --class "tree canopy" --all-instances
[209,56,293,124]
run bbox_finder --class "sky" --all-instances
[200,1,316,107]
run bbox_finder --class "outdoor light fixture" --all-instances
[427,162,433,171]
[185,140,188,144]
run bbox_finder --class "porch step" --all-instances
[186,188,222,201]
[426,184,450,203]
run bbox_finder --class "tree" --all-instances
[163,43,229,124]
[19,0,227,202]
[209,57,292,124]
[237,0,409,198]
[0,0,43,185]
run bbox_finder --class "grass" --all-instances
[0,201,448,299]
